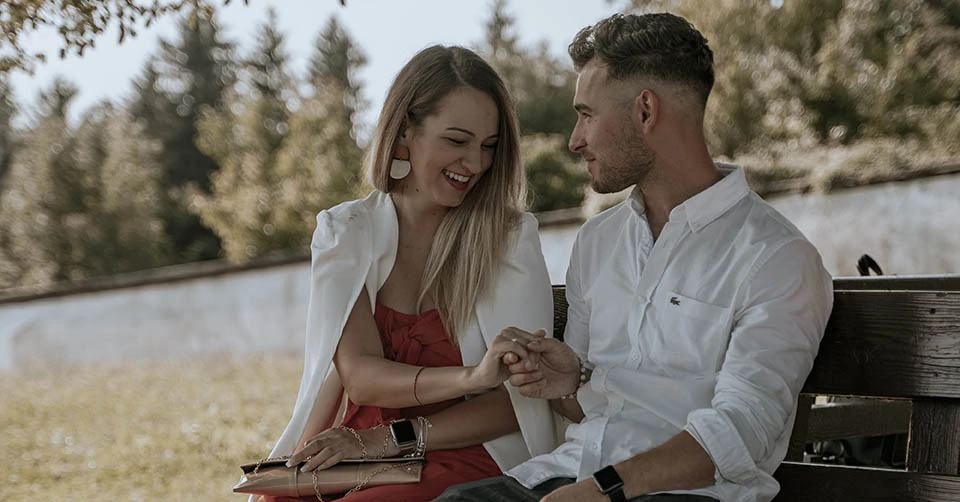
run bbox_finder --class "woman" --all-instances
[256,45,556,501]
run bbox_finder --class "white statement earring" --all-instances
[390,144,411,180]
[390,158,411,180]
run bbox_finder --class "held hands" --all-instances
[503,332,581,400]
[467,327,547,391]
[285,425,395,472]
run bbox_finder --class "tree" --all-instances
[72,104,171,277]
[480,0,577,137]
[192,8,298,261]
[130,14,234,263]
[0,0,256,73]
[306,15,367,200]
[194,11,367,261]
[624,0,960,157]
[0,79,169,288]
[522,135,590,213]
[478,0,586,212]
[0,78,16,188]
[308,15,367,128]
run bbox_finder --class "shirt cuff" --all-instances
[685,408,762,485]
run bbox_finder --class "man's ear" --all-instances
[635,89,658,132]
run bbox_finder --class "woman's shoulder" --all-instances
[311,191,392,249]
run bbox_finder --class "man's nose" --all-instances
[569,123,585,152]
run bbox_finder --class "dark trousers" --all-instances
[435,475,719,502]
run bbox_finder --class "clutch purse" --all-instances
[233,455,424,497]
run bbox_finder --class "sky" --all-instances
[8,0,619,131]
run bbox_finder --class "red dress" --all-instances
[271,303,501,502]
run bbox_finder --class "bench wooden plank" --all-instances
[834,274,960,291]
[773,462,960,501]
[802,291,960,400]
[907,400,960,475]
[804,398,911,443]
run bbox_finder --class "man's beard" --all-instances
[590,137,656,194]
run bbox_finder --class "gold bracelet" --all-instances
[413,366,426,406]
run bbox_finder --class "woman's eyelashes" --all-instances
[443,137,498,151]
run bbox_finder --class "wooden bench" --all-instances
[549,275,960,501]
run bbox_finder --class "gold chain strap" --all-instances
[338,426,366,459]
[251,456,286,475]
[343,461,421,497]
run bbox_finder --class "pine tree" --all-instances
[478,0,585,211]
[306,15,367,200]
[0,81,169,288]
[131,14,234,263]
[308,15,368,128]
[0,79,81,286]
[193,8,299,261]
[0,77,15,188]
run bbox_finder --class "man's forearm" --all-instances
[615,431,716,498]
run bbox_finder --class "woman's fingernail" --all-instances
[300,464,309,472]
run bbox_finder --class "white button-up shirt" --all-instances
[509,165,833,502]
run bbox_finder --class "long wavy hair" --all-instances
[367,45,525,343]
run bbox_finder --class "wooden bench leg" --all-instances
[907,400,960,475]
[785,394,815,462]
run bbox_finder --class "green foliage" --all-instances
[131,14,235,263]
[193,11,364,262]
[522,134,589,213]
[479,0,585,211]
[625,0,960,159]
[309,15,368,127]
[0,78,15,188]
[0,83,168,288]
[0,0,251,73]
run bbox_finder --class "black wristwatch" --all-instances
[592,465,626,502]
[389,419,417,452]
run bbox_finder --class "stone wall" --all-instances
[2,173,957,371]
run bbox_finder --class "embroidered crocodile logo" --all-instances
[670,296,680,306]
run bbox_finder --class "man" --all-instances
[437,12,833,502]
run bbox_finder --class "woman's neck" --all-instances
[390,190,448,237]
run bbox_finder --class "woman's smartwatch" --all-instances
[592,465,626,502]
[389,419,418,453]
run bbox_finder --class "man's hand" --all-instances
[540,479,606,502]
[504,336,580,399]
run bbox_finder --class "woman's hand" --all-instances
[285,426,391,472]
[466,327,546,391]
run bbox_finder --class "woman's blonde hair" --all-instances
[367,45,526,342]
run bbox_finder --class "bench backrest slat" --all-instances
[803,290,960,400]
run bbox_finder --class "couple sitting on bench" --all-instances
[254,12,833,502]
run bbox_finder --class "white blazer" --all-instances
[266,190,557,472]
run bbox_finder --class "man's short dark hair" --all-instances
[569,12,715,105]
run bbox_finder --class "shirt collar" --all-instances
[626,163,751,232]
[681,163,750,232]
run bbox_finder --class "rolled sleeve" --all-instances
[686,239,833,483]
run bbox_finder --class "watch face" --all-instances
[390,420,417,446]
[592,465,624,493]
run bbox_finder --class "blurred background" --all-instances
[0,0,958,499]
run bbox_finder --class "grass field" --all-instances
[1,354,304,500]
